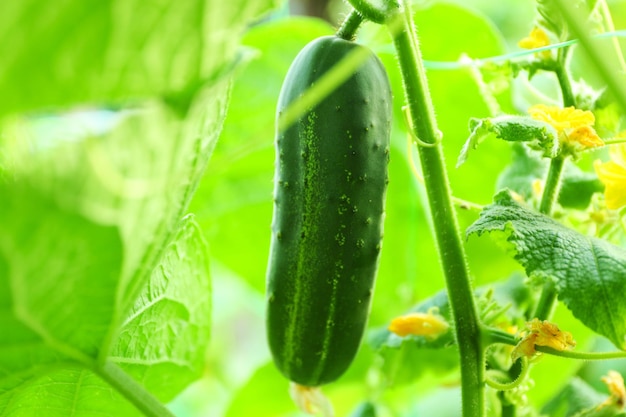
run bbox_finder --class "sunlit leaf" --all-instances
[0,0,279,116]
[467,191,626,350]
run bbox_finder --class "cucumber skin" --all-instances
[266,35,392,387]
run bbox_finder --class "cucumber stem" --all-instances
[387,3,484,416]
[336,9,364,40]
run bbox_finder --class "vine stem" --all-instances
[96,361,176,417]
[532,45,574,321]
[486,328,626,360]
[387,2,484,416]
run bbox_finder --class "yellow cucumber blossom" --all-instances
[518,27,551,59]
[388,309,449,340]
[511,319,576,362]
[528,104,604,151]
[594,144,626,210]
[598,370,626,410]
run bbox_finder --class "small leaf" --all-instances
[457,115,558,167]
[467,191,626,350]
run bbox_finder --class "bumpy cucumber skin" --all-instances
[266,35,392,387]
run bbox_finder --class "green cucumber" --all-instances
[266,35,392,387]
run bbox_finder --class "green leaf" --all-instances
[0,0,279,116]
[457,115,558,167]
[0,212,211,414]
[110,214,211,402]
[541,377,608,417]
[496,144,547,201]
[467,190,626,350]
[559,170,604,210]
[0,366,139,417]
[368,290,459,387]
[497,143,604,209]
[0,184,123,363]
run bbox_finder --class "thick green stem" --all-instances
[538,155,565,216]
[336,9,364,40]
[388,3,484,416]
[96,361,175,417]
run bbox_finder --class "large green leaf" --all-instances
[0,210,211,415]
[0,0,279,116]
[467,190,626,350]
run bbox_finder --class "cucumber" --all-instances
[266,35,392,386]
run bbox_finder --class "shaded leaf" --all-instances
[497,143,604,209]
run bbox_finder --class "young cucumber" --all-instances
[266,35,392,386]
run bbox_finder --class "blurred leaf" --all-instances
[467,191,626,350]
[559,170,604,210]
[497,143,604,209]
[348,402,377,417]
[541,377,609,417]
[0,0,279,116]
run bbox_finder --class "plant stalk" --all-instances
[533,37,574,321]
[96,361,176,417]
[388,3,484,416]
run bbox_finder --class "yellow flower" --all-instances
[528,104,604,149]
[595,144,626,209]
[388,309,449,340]
[518,27,551,58]
[598,370,626,409]
[511,319,576,362]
